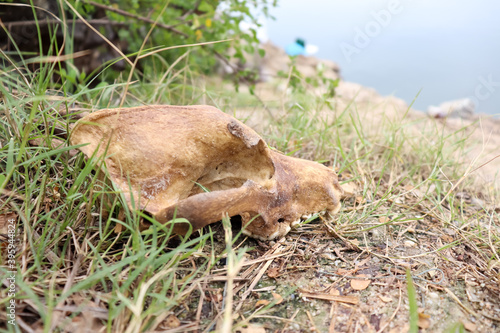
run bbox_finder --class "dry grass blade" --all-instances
[235,244,285,312]
[51,255,83,331]
[23,50,92,64]
[306,310,316,331]
[444,287,480,318]
[221,216,246,333]
[299,291,359,305]
[0,189,26,202]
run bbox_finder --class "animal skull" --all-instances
[70,105,342,240]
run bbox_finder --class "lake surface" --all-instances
[264,0,500,116]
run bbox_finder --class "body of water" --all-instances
[263,0,500,115]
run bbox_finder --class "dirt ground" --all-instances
[219,59,500,331]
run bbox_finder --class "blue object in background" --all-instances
[285,38,306,56]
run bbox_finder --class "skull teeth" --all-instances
[242,224,291,241]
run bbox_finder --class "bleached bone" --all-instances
[70,105,343,240]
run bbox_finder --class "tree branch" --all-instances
[3,18,129,28]
[82,0,189,37]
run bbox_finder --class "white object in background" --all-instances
[427,98,475,119]
[305,44,319,56]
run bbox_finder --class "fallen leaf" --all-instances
[28,137,65,150]
[441,234,453,243]
[418,312,431,329]
[255,299,270,307]
[329,288,340,296]
[267,267,280,278]
[272,292,283,304]
[340,183,356,198]
[350,239,361,247]
[163,314,181,329]
[336,268,351,275]
[355,196,366,204]
[378,295,392,303]
[462,320,476,332]
[118,209,125,221]
[389,267,407,275]
[427,269,438,279]
[210,289,223,303]
[351,274,371,290]
[114,223,123,234]
[379,216,390,223]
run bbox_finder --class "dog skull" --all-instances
[70,105,342,240]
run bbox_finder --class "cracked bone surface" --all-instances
[70,105,343,240]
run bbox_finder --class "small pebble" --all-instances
[428,292,439,300]
[471,198,484,207]
[404,240,417,248]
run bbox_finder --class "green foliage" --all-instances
[277,58,339,110]
[1,0,277,100]
[75,0,276,74]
